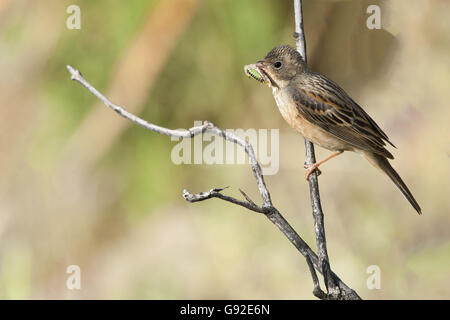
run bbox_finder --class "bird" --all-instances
[244,45,421,214]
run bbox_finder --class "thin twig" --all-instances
[305,256,327,300]
[293,0,340,297]
[67,65,272,207]
[183,188,265,213]
[182,186,359,299]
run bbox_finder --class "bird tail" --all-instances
[364,152,422,214]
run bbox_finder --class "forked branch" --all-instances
[66,62,360,299]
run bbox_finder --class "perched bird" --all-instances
[245,45,421,214]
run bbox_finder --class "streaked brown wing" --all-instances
[292,73,394,159]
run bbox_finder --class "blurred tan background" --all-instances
[0,0,449,299]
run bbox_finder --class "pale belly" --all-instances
[272,88,353,152]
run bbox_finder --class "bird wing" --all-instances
[292,73,395,159]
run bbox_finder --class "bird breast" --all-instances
[272,87,353,152]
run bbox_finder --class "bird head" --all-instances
[245,45,307,89]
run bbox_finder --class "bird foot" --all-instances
[304,163,322,180]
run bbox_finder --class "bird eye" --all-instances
[274,61,283,69]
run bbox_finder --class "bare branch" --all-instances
[183,188,264,213]
[294,0,340,299]
[293,0,345,298]
[239,188,258,207]
[293,0,307,63]
[305,256,327,300]
[67,65,272,207]
[66,54,360,299]
[66,65,212,139]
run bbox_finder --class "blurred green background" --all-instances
[0,0,449,299]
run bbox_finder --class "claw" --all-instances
[303,151,343,180]
[304,163,322,180]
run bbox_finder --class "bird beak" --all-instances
[244,60,274,87]
[255,60,268,76]
[255,60,278,89]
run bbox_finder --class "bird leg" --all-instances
[304,151,343,180]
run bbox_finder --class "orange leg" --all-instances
[304,151,343,180]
